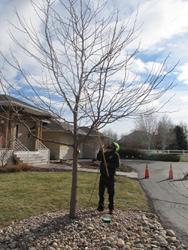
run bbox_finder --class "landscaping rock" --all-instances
[0,209,186,249]
[166,229,176,237]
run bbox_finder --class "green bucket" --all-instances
[101,215,111,223]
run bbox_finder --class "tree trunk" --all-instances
[69,113,78,218]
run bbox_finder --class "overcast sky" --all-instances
[1,0,188,137]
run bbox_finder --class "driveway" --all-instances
[123,160,188,247]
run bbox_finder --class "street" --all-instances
[123,160,188,247]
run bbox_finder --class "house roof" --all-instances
[43,119,74,133]
[43,120,101,136]
[42,119,86,135]
[78,126,99,137]
[0,94,51,117]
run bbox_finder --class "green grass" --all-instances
[0,172,149,227]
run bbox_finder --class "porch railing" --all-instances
[11,138,29,152]
[35,139,50,164]
[35,139,48,151]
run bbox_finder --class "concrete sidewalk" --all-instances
[32,163,138,179]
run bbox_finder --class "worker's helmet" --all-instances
[112,142,120,152]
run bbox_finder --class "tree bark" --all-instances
[69,112,78,218]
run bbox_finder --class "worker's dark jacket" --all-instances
[97,150,120,178]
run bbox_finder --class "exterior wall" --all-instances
[80,137,100,159]
[0,113,36,150]
[14,121,36,150]
[59,145,73,160]
[43,131,102,160]
[37,149,50,164]
[42,131,73,160]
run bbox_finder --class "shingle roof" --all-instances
[0,94,51,117]
[43,121,98,136]
[43,119,73,133]
[78,126,98,136]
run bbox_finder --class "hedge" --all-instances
[146,154,180,162]
[119,149,146,159]
[119,149,180,162]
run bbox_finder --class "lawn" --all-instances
[0,172,149,227]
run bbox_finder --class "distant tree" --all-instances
[174,125,187,150]
[180,122,188,140]
[155,116,174,149]
[119,130,148,149]
[135,113,158,149]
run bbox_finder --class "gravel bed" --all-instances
[0,209,186,250]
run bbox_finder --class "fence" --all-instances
[140,149,188,155]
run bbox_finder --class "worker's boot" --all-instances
[109,209,113,215]
[108,202,114,215]
[97,203,104,212]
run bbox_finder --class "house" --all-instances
[42,122,105,160]
[0,94,105,165]
[0,94,51,166]
[119,130,150,149]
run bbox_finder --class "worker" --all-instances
[97,142,120,214]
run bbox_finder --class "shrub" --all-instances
[119,148,146,159]
[16,163,32,171]
[0,163,32,173]
[145,154,180,162]
[119,148,180,162]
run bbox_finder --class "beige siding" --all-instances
[81,137,100,159]
[42,131,73,160]
[59,145,73,160]
[43,131,101,160]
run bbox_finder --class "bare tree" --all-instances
[0,0,176,217]
[156,115,174,149]
[135,113,158,149]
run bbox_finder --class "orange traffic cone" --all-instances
[169,164,173,180]
[145,164,150,179]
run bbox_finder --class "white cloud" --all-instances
[130,58,164,75]
[131,0,188,50]
[178,63,188,84]
[0,0,40,53]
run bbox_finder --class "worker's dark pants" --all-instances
[98,175,115,210]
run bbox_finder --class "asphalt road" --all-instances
[123,160,188,247]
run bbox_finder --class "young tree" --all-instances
[0,0,176,217]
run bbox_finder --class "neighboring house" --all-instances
[42,122,105,160]
[0,94,51,166]
[119,130,150,149]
